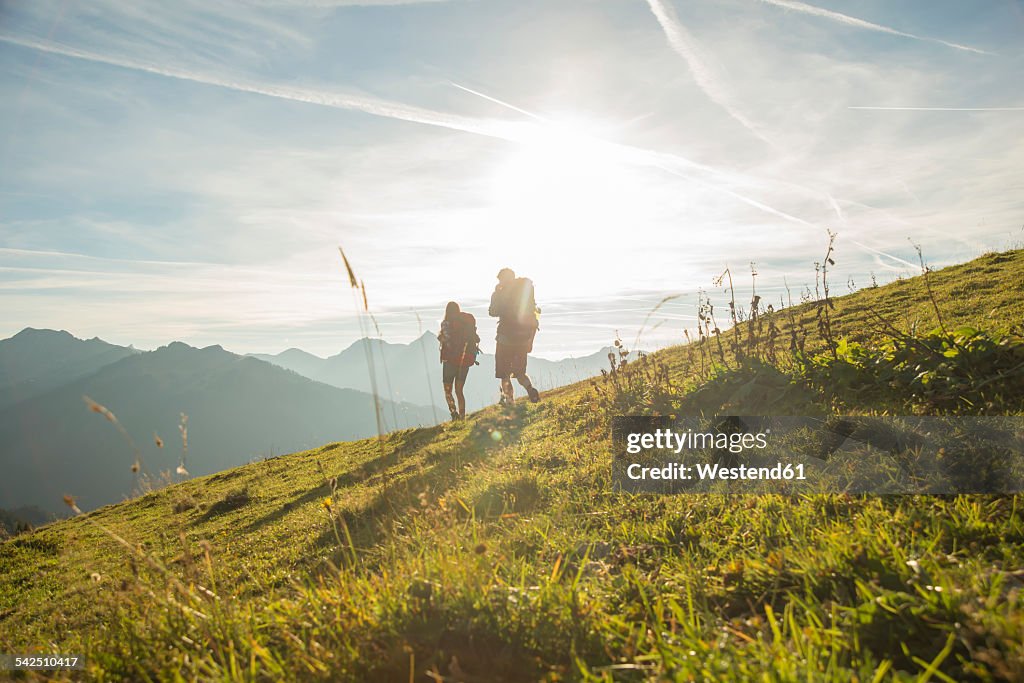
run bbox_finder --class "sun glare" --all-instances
[487,120,651,296]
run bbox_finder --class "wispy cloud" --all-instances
[446,79,836,233]
[644,0,774,146]
[249,0,455,5]
[4,31,830,234]
[849,106,1024,112]
[0,33,521,141]
[756,0,991,55]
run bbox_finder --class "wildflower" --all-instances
[131,460,140,473]
[154,434,164,448]
[323,497,333,509]
[90,572,102,583]
[176,464,190,476]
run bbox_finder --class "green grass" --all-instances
[2,249,1024,681]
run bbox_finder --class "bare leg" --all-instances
[500,377,514,404]
[516,373,540,402]
[443,382,458,419]
[454,378,467,418]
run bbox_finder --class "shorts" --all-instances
[494,344,528,379]
[442,361,471,385]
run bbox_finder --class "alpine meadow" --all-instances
[2,0,1023,681]
[2,248,1023,681]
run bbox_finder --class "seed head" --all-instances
[83,396,115,423]
[63,494,82,515]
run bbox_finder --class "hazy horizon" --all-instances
[2,0,1022,358]
[2,324,628,362]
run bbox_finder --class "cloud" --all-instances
[756,0,991,55]
[849,106,1024,112]
[247,0,455,5]
[3,0,314,72]
[2,31,835,235]
[0,33,520,141]
[644,0,774,146]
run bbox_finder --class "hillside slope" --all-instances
[0,342,437,514]
[1,249,1023,681]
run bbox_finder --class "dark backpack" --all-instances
[503,278,539,330]
[441,312,480,365]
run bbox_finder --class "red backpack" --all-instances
[440,312,480,366]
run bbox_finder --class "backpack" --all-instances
[495,278,539,330]
[440,312,480,366]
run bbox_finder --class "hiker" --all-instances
[488,268,540,405]
[439,301,480,420]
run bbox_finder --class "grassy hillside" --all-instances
[0,341,437,515]
[2,249,1023,681]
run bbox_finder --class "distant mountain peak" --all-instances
[280,347,322,358]
[13,327,74,340]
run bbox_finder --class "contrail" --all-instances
[5,32,827,237]
[757,0,991,55]
[653,161,816,227]
[850,106,1024,112]
[644,0,774,147]
[0,33,523,142]
[826,194,845,222]
[1,31,702,181]
[449,81,544,120]
[450,80,920,245]
[448,81,819,227]
[848,240,917,269]
[250,0,452,5]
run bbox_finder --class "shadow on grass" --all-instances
[239,407,529,540]
[236,424,446,534]
[198,487,251,522]
[306,406,531,560]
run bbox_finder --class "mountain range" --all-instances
[250,332,623,414]
[0,328,137,410]
[0,330,435,514]
[0,328,620,514]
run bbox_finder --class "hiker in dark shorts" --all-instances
[488,268,540,405]
[439,301,479,420]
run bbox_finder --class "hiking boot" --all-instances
[527,386,540,403]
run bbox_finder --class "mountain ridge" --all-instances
[0,340,438,514]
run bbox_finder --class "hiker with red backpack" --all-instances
[488,268,541,405]
[439,301,480,420]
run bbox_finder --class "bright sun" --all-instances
[487,121,652,294]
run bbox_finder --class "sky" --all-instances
[1,0,1022,359]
